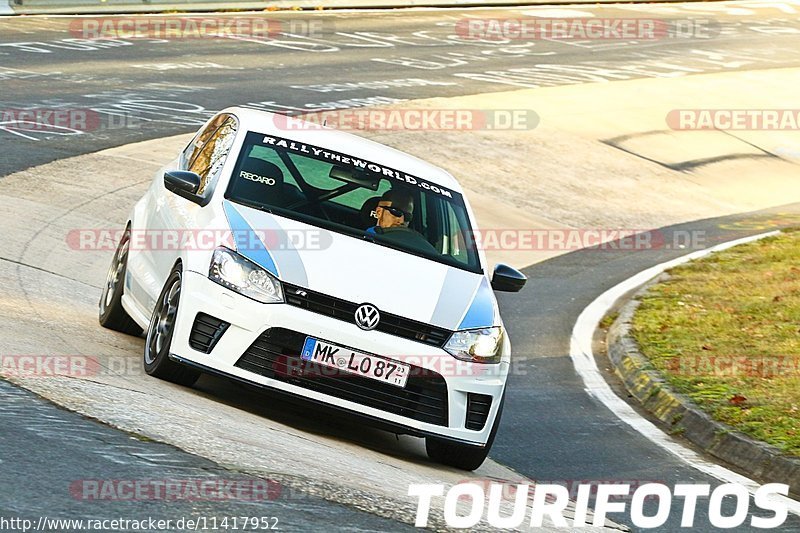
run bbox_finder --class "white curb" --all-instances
[569,230,800,515]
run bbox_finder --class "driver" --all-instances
[367,189,414,233]
[366,189,437,254]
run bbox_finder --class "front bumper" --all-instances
[171,271,508,446]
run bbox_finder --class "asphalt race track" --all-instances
[2,2,800,176]
[0,380,415,531]
[2,2,800,531]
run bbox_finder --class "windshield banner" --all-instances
[254,132,459,200]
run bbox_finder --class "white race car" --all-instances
[99,107,527,470]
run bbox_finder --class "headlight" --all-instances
[209,247,284,304]
[444,327,504,364]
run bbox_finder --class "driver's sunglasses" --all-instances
[381,205,412,220]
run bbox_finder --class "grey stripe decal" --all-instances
[457,276,497,330]
[238,207,309,288]
[429,268,481,330]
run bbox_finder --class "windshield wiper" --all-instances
[232,198,274,214]
[362,229,432,258]
[364,231,482,274]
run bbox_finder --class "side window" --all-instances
[188,116,238,196]
[181,113,233,170]
[442,201,469,265]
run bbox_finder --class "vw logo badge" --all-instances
[354,304,380,331]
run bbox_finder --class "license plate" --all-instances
[301,337,410,388]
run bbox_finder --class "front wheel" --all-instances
[426,394,505,471]
[143,266,201,387]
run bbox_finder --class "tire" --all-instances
[426,393,505,471]
[143,265,201,387]
[99,227,143,336]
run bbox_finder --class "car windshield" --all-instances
[225,131,482,273]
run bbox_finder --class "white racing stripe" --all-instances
[569,230,800,516]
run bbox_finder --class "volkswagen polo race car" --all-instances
[99,107,527,470]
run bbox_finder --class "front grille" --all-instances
[283,283,452,347]
[189,313,230,354]
[234,328,449,426]
[466,393,492,430]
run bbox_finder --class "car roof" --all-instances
[223,106,463,192]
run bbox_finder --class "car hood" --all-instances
[223,201,497,331]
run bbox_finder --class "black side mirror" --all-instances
[164,170,202,204]
[491,263,527,292]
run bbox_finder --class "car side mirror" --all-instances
[164,170,202,203]
[491,263,527,292]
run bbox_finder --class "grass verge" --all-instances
[631,229,800,455]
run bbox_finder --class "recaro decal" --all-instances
[240,170,277,186]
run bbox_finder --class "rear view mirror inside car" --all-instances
[329,166,381,190]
